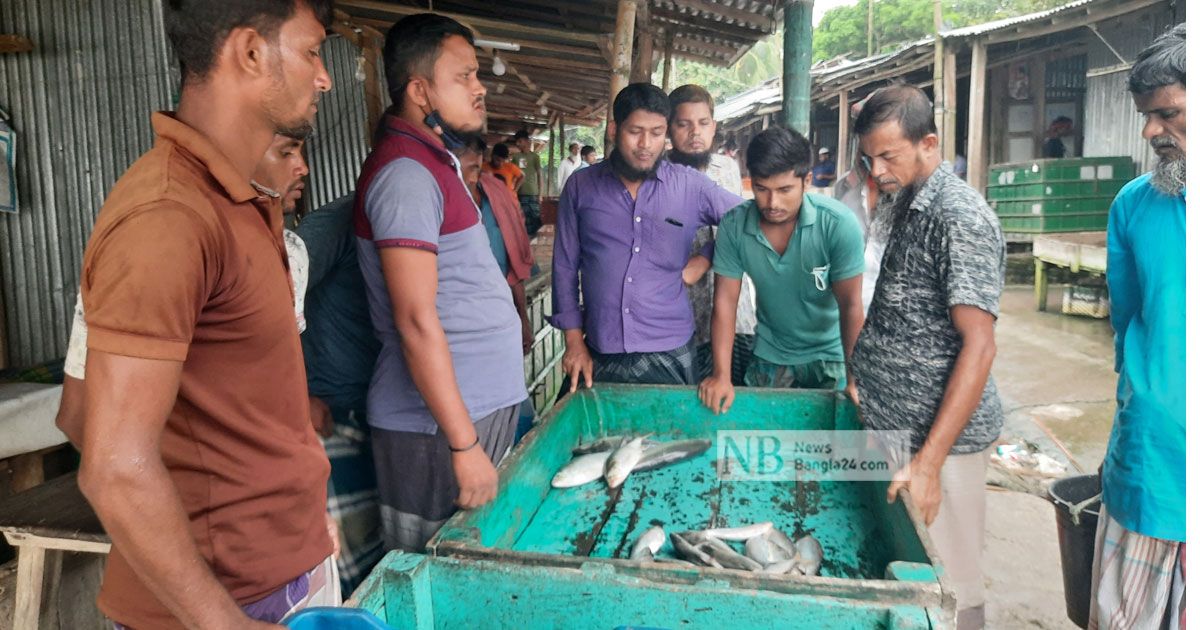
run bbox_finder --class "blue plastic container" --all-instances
[284,607,390,629]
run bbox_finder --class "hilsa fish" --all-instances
[629,525,666,561]
[605,436,647,488]
[551,451,613,488]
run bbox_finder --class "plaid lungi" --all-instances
[322,407,385,595]
[1090,505,1186,630]
[590,338,698,386]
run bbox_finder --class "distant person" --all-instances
[557,142,584,194]
[581,145,599,166]
[484,142,523,196]
[1090,23,1185,630]
[811,147,836,193]
[512,129,543,237]
[1043,116,1073,158]
[954,153,967,179]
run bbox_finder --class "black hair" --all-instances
[1051,116,1073,125]
[165,0,333,81]
[745,126,813,180]
[613,83,671,127]
[492,142,510,159]
[1128,23,1185,95]
[668,84,715,124]
[581,145,596,158]
[514,130,530,142]
[722,134,739,153]
[383,13,474,107]
[452,133,487,157]
[852,84,937,143]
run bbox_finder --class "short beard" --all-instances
[610,147,664,182]
[1150,154,1186,197]
[669,148,711,171]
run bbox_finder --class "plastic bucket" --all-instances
[1048,474,1102,628]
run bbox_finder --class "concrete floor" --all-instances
[983,284,1116,629]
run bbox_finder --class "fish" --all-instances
[761,556,800,574]
[551,451,613,488]
[697,540,763,571]
[631,439,711,472]
[629,525,666,561]
[795,535,824,576]
[670,532,722,569]
[745,533,791,566]
[604,436,647,488]
[766,527,797,557]
[572,436,633,456]
[702,521,775,542]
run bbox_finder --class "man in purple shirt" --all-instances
[550,83,742,391]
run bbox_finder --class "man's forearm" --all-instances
[919,339,996,465]
[710,306,736,380]
[80,459,244,630]
[838,302,864,366]
[512,282,529,325]
[397,314,478,448]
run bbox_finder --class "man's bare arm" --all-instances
[78,351,271,630]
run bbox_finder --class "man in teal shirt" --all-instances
[699,126,865,413]
[1090,23,1185,630]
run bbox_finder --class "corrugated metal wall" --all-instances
[1083,3,1186,174]
[304,35,372,211]
[0,0,175,367]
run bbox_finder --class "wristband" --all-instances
[449,436,479,453]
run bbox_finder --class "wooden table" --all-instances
[1032,232,1107,311]
[0,472,109,629]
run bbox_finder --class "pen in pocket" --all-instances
[665,218,683,227]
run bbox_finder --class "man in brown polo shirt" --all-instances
[76,2,338,628]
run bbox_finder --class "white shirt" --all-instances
[700,152,757,335]
[556,155,583,195]
[64,229,310,379]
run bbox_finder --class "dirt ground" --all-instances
[983,284,1116,629]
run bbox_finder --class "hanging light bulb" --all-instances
[540,105,549,116]
[492,55,506,76]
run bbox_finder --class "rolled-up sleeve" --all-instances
[548,177,584,331]
[698,179,743,260]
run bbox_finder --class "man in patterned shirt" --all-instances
[848,85,1005,630]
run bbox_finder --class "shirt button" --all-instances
[634,247,641,253]
[624,308,630,314]
[635,216,642,223]
[627,277,633,283]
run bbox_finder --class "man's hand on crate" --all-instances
[886,454,943,526]
[563,330,594,393]
[452,445,499,509]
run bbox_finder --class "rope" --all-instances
[1064,492,1103,526]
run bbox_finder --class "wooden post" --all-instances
[0,281,7,370]
[943,45,957,164]
[661,30,675,91]
[932,0,944,148]
[1032,58,1046,158]
[362,44,385,146]
[1034,258,1048,312]
[559,116,566,170]
[782,0,815,134]
[632,1,655,84]
[836,90,850,178]
[967,39,988,191]
[866,0,874,56]
[548,118,556,197]
[608,0,638,153]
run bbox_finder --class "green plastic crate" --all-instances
[998,212,1109,233]
[988,156,1135,186]
[987,179,1128,202]
[991,197,1113,216]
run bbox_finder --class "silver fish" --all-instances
[572,436,632,456]
[766,527,797,557]
[670,532,722,568]
[629,525,666,560]
[631,439,711,472]
[703,521,775,542]
[698,540,763,571]
[762,556,800,574]
[551,451,613,488]
[604,436,646,488]
[745,533,790,566]
[795,535,824,576]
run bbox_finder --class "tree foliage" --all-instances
[814,0,1079,62]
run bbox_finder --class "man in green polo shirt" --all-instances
[699,126,866,413]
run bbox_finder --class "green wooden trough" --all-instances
[352,385,955,628]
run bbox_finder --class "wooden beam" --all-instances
[649,10,762,44]
[0,34,34,54]
[836,90,850,178]
[966,39,988,192]
[672,35,741,59]
[632,1,655,83]
[610,0,638,105]
[339,0,597,44]
[978,0,1159,45]
[661,30,675,91]
[942,45,957,163]
[501,51,608,72]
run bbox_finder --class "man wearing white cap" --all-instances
[812,147,836,195]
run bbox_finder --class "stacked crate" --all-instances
[987,157,1136,235]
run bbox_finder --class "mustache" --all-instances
[1151,135,1179,150]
